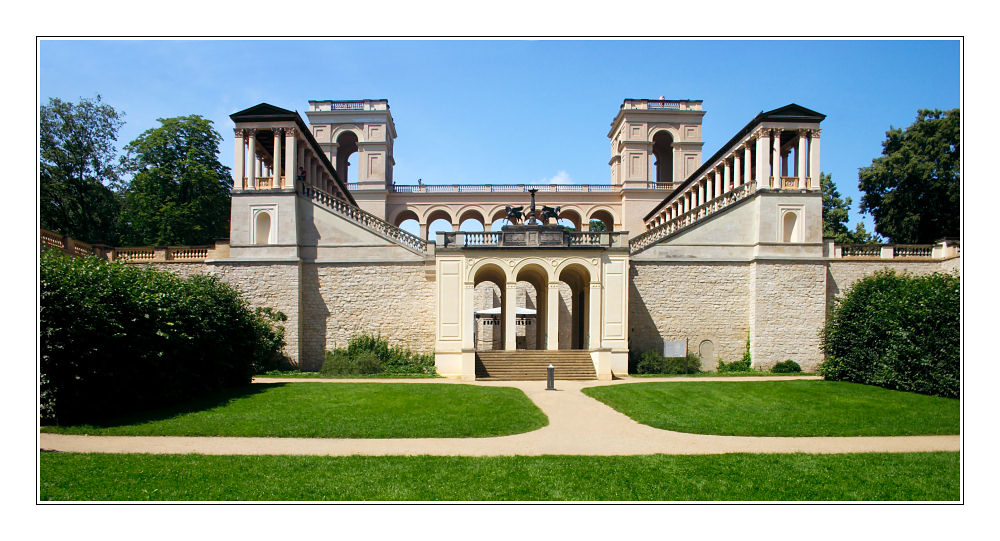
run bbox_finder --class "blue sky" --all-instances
[39,39,959,234]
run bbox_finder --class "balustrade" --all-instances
[114,248,156,261]
[301,184,428,253]
[893,245,934,258]
[388,183,623,194]
[169,247,210,260]
[630,181,757,253]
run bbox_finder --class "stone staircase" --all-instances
[475,350,596,381]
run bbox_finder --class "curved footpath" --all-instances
[39,376,960,456]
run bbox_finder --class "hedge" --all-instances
[40,250,287,424]
[821,269,959,398]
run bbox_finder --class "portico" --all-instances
[433,226,630,380]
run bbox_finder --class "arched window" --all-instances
[255,211,272,245]
[652,131,674,185]
[336,131,359,182]
[782,211,799,243]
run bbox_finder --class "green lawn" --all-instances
[582,380,959,436]
[39,452,959,501]
[629,372,816,378]
[40,382,547,438]
[257,371,439,379]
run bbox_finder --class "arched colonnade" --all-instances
[389,204,621,240]
[467,257,600,352]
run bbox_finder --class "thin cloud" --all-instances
[540,170,573,184]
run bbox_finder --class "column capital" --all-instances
[505,281,517,289]
[234,128,245,138]
[547,281,561,290]
[797,128,809,136]
[810,128,822,137]
[285,127,297,137]
[271,127,284,135]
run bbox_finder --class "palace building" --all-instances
[71,97,959,379]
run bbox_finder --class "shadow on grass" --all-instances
[56,383,286,429]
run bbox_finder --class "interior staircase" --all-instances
[475,350,596,381]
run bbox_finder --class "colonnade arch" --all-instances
[386,201,624,236]
[467,257,599,352]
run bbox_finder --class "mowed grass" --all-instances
[39,452,959,501]
[40,383,547,438]
[582,380,959,436]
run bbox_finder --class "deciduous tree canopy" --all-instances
[40,96,124,245]
[821,173,879,244]
[858,109,960,244]
[119,115,232,246]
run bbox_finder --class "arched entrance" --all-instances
[559,263,592,349]
[515,264,548,350]
[472,263,508,351]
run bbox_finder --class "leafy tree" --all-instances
[821,173,880,244]
[588,219,608,232]
[858,109,960,244]
[119,115,232,246]
[40,96,125,245]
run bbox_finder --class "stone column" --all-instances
[247,129,257,189]
[723,161,731,193]
[797,130,807,189]
[755,131,769,185]
[462,283,475,350]
[546,282,560,350]
[285,128,297,189]
[272,128,283,189]
[588,282,602,350]
[771,129,782,188]
[504,282,518,351]
[697,181,705,207]
[452,223,460,232]
[233,128,245,189]
[419,222,429,240]
[743,143,752,186]
[809,129,821,189]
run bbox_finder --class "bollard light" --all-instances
[546,363,555,390]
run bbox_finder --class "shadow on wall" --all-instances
[627,266,663,357]
[300,264,330,371]
[825,266,841,315]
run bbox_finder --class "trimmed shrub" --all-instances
[635,350,665,374]
[772,360,802,373]
[40,250,286,425]
[821,270,959,398]
[634,349,700,375]
[717,358,752,373]
[321,333,435,376]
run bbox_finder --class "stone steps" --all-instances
[475,351,596,380]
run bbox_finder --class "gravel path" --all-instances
[38,376,960,456]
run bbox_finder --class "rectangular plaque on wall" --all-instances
[663,340,687,358]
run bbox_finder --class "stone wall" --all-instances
[827,259,955,307]
[629,261,751,368]
[299,261,436,370]
[749,261,827,371]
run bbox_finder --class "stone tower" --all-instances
[306,99,397,219]
[608,99,706,232]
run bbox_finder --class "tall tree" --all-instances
[821,173,880,244]
[39,96,125,245]
[858,108,960,243]
[119,115,232,246]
